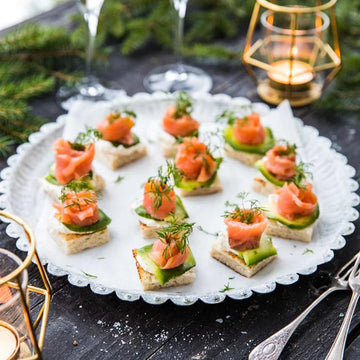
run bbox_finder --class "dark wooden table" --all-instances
[1,2,360,359]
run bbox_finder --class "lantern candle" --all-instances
[0,321,19,360]
[268,60,314,86]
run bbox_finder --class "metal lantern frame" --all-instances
[242,0,342,106]
[0,211,52,360]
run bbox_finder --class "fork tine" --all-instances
[350,253,360,280]
[336,253,359,278]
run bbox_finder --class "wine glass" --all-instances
[57,0,121,109]
[143,0,212,93]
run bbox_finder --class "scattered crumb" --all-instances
[339,312,344,318]
[216,318,223,324]
[226,315,231,319]
[73,340,78,346]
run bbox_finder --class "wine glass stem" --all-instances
[85,13,100,77]
[173,0,188,64]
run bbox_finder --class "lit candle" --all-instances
[0,322,19,360]
[268,60,314,86]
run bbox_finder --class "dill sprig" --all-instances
[59,180,96,211]
[156,222,195,261]
[291,162,313,189]
[275,140,297,156]
[223,192,263,224]
[146,164,175,211]
[70,127,102,151]
[173,91,193,118]
[215,106,253,126]
[107,109,137,124]
[166,160,185,185]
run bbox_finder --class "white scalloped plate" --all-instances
[0,92,358,306]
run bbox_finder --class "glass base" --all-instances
[143,63,212,93]
[57,76,125,111]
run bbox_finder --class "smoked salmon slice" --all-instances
[265,145,296,180]
[233,112,265,145]
[149,239,189,269]
[163,105,200,138]
[53,190,100,226]
[175,138,217,182]
[143,180,176,220]
[97,112,136,145]
[277,182,317,220]
[225,210,268,251]
[54,139,95,185]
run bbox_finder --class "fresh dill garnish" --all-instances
[291,162,313,188]
[156,222,195,260]
[173,91,193,118]
[228,277,235,280]
[58,180,96,211]
[197,225,218,237]
[276,140,297,156]
[223,192,263,224]
[107,109,137,124]
[215,106,253,126]
[219,282,234,293]
[97,257,105,260]
[122,109,137,118]
[166,160,185,185]
[115,176,124,183]
[82,271,97,278]
[174,130,199,144]
[302,248,314,255]
[70,127,102,151]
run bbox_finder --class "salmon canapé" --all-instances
[175,138,217,183]
[265,145,296,180]
[97,112,135,145]
[163,105,200,138]
[277,183,317,220]
[143,180,176,220]
[233,112,265,145]
[53,190,100,226]
[224,209,268,251]
[54,138,95,185]
[149,238,189,269]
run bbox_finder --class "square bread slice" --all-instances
[48,226,110,255]
[210,239,277,278]
[132,249,195,290]
[252,176,280,196]
[224,143,262,166]
[177,176,222,197]
[159,139,179,158]
[41,172,105,202]
[95,141,147,169]
[265,219,314,243]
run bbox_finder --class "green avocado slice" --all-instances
[254,159,285,187]
[61,209,111,233]
[134,195,189,222]
[135,244,196,284]
[223,126,275,155]
[236,235,277,266]
[265,201,320,229]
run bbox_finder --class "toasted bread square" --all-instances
[265,219,314,243]
[48,226,109,255]
[132,249,195,290]
[95,141,147,169]
[252,176,280,196]
[177,176,222,197]
[224,143,262,166]
[210,239,277,278]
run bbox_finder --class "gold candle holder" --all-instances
[242,0,341,107]
[0,211,52,360]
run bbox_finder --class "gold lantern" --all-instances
[0,211,52,360]
[242,0,341,107]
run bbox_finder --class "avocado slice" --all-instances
[134,195,189,222]
[135,244,196,284]
[254,159,285,187]
[265,201,320,229]
[236,235,277,266]
[61,209,112,233]
[223,126,275,155]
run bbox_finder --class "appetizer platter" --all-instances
[0,92,358,305]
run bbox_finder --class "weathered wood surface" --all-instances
[0,2,359,359]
